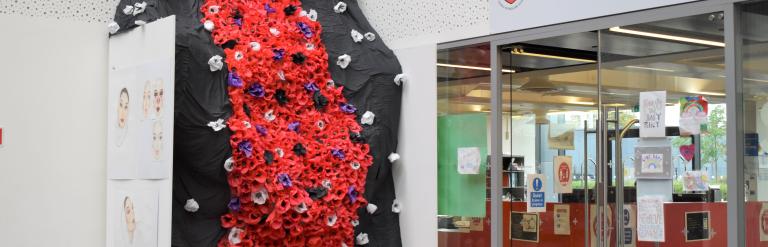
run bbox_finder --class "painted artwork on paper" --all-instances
[679,96,708,136]
[635,146,672,179]
[682,171,710,192]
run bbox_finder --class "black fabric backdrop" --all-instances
[299,1,403,246]
[113,1,232,246]
[113,0,403,246]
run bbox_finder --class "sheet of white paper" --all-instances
[554,204,570,235]
[553,156,573,194]
[457,147,481,175]
[637,195,665,242]
[640,91,666,138]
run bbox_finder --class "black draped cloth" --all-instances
[112,1,232,246]
[300,1,403,246]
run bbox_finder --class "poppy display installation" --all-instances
[202,0,372,246]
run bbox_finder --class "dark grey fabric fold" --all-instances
[300,1,404,246]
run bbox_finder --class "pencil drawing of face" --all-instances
[123,196,136,243]
[152,120,163,160]
[117,88,129,129]
[143,81,151,119]
[153,80,164,117]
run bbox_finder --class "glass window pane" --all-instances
[437,43,492,247]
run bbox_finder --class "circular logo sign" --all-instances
[533,177,542,191]
[498,0,524,9]
[623,208,630,226]
[558,162,571,186]
[761,208,768,235]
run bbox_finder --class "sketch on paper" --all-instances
[639,91,666,138]
[108,60,173,179]
[637,195,665,242]
[114,189,159,247]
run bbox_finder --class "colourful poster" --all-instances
[553,156,573,194]
[679,96,709,136]
[527,174,546,213]
[637,195,665,242]
[640,91,666,138]
[682,171,710,192]
[554,204,571,235]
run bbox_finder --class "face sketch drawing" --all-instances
[153,79,164,117]
[117,88,130,129]
[124,196,136,244]
[152,120,163,160]
[143,81,151,119]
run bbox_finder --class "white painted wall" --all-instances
[0,15,108,246]
[393,44,438,247]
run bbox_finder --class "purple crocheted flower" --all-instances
[331,149,345,160]
[288,121,300,132]
[238,140,253,158]
[247,83,265,97]
[340,103,356,114]
[273,48,285,61]
[255,125,267,136]
[228,197,241,212]
[265,3,276,14]
[304,82,320,92]
[347,186,358,203]
[228,71,243,88]
[297,22,313,38]
[278,173,292,188]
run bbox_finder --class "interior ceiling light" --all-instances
[609,26,725,47]
[517,76,563,94]
[436,63,515,73]
[625,65,675,73]
[510,47,596,63]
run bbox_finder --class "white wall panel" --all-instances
[0,15,108,247]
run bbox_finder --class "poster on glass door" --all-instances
[639,91,666,138]
[527,174,546,213]
[553,156,573,193]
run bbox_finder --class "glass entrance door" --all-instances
[504,31,600,247]
[598,12,727,247]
